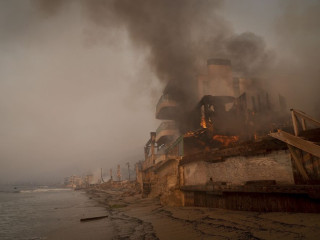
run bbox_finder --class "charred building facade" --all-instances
[137,58,320,212]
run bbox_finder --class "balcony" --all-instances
[142,155,155,170]
[156,121,179,146]
[155,94,178,120]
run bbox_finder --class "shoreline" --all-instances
[85,186,159,239]
[46,189,115,240]
[47,184,320,239]
[86,185,320,240]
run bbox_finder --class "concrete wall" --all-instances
[183,150,294,186]
[149,160,178,196]
[148,160,183,206]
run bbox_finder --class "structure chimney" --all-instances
[207,58,232,96]
[197,74,208,100]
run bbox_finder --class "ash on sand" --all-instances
[83,182,320,240]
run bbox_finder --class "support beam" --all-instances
[288,145,309,180]
[302,118,307,131]
[269,130,320,158]
[291,110,299,136]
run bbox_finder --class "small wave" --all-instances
[20,188,72,193]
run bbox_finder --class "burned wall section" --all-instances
[177,59,290,140]
[146,159,183,206]
[182,150,294,186]
[184,189,320,213]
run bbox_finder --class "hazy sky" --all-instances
[1,0,319,184]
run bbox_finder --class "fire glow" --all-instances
[213,135,239,146]
[200,116,207,128]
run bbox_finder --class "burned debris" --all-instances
[137,57,320,212]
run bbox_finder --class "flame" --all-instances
[200,116,207,128]
[185,131,196,137]
[213,135,239,146]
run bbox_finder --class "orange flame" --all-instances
[185,131,196,137]
[200,116,207,128]
[213,135,239,146]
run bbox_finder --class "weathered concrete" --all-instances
[147,159,183,206]
[183,150,294,186]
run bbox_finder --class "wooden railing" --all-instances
[291,109,320,136]
[270,109,320,182]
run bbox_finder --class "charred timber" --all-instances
[180,137,288,165]
[182,185,320,212]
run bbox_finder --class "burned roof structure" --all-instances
[137,58,320,212]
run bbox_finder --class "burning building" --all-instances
[137,58,320,212]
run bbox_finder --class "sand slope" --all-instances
[48,187,320,240]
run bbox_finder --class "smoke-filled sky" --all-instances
[1,0,319,184]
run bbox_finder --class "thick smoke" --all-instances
[34,0,320,119]
[34,0,65,16]
[3,1,318,183]
[224,32,274,77]
[36,0,273,108]
[81,0,226,106]
[272,0,320,117]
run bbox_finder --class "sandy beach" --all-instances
[45,186,320,240]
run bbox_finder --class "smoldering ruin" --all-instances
[105,0,320,212]
[3,2,320,239]
[6,0,320,211]
[36,0,320,212]
[138,51,320,212]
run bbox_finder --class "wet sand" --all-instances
[47,218,114,240]
[47,187,320,239]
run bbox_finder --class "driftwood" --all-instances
[80,215,108,222]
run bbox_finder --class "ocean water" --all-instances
[0,185,107,240]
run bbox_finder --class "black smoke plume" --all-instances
[35,0,320,121]
[36,0,272,108]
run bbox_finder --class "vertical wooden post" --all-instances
[127,162,130,181]
[301,118,307,131]
[291,110,299,136]
[288,145,309,181]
